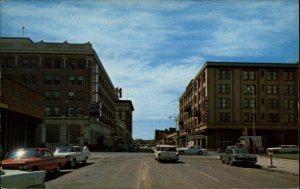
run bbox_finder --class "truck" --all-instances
[239,136,264,154]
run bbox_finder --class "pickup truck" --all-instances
[54,146,91,168]
[220,146,257,166]
[266,145,299,154]
[0,148,67,173]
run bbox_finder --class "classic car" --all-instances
[266,145,299,154]
[0,148,67,173]
[154,145,179,162]
[54,146,91,168]
[177,145,208,155]
[220,146,257,166]
[0,167,46,188]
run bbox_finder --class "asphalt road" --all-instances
[45,152,299,189]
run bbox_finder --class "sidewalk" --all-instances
[209,151,299,175]
[257,155,299,175]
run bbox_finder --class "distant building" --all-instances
[0,37,134,151]
[179,61,298,150]
[155,128,177,145]
[115,99,134,144]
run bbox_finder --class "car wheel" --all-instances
[222,160,225,164]
[229,159,234,166]
[179,151,184,155]
[70,159,77,168]
[197,151,203,155]
[55,164,61,173]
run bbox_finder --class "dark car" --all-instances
[220,146,257,166]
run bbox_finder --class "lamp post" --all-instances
[169,115,178,146]
[247,85,256,155]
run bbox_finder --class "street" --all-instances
[46,152,299,189]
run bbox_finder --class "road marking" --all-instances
[197,169,221,183]
[136,159,150,189]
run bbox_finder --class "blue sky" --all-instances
[1,0,299,140]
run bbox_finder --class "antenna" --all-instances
[22,26,25,37]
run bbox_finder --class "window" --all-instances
[68,107,75,117]
[67,59,76,69]
[243,98,256,108]
[30,58,38,68]
[0,57,14,68]
[283,71,294,81]
[220,112,230,122]
[45,76,52,85]
[243,71,256,80]
[45,107,51,117]
[219,84,230,94]
[219,98,230,108]
[266,71,278,81]
[77,91,84,101]
[78,76,84,85]
[284,85,294,95]
[45,59,52,69]
[54,59,62,69]
[219,70,230,80]
[78,60,86,69]
[284,114,295,123]
[45,91,52,101]
[283,99,294,109]
[243,113,255,122]
[53,75,61,85]
[243,85,255,94]
[268,113,279,123]
[267,99,278,108]
[68,91,75,101]
[53,91,60,101]
[20,58,29,68]
[54,107,60,117]
[267,85,278,94]
[77,108,84,117]
[68,76,76,85]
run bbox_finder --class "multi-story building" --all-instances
[0,37,134,150]
[115,99,134,144]
[179,61,298,150]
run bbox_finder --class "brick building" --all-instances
[178,61,298,150]
[0,37,134,150]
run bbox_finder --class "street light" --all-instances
[247,85,256,155]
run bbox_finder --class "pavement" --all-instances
[209,151,299,175]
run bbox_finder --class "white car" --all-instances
[177,145,208,155]
[0,168,46,188]
[54,146,91,168]
[266,145,299,154]
[154,145,179,162]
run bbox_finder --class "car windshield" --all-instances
[55,147,75,153]
[5,149,40,158]
[233,148,249,154]
[160,147,176,151]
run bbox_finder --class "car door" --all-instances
[74,147,83,161]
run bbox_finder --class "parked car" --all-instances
[177,145,208,155]
[220,146,257,166]
[53,146,91,168]
[0,148,67,173]
[154,145,179,162]
[0,167,46,188]
[266,145,299,154]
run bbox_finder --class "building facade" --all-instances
[0,37,134,151]
[178,62,298,150]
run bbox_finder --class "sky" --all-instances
[0,0,299,140]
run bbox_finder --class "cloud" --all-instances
[1,0,298,139]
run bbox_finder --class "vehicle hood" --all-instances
[54,152,77,157]
[1,157,40,165]
[177,148,188,150]
[235,153,256,158]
